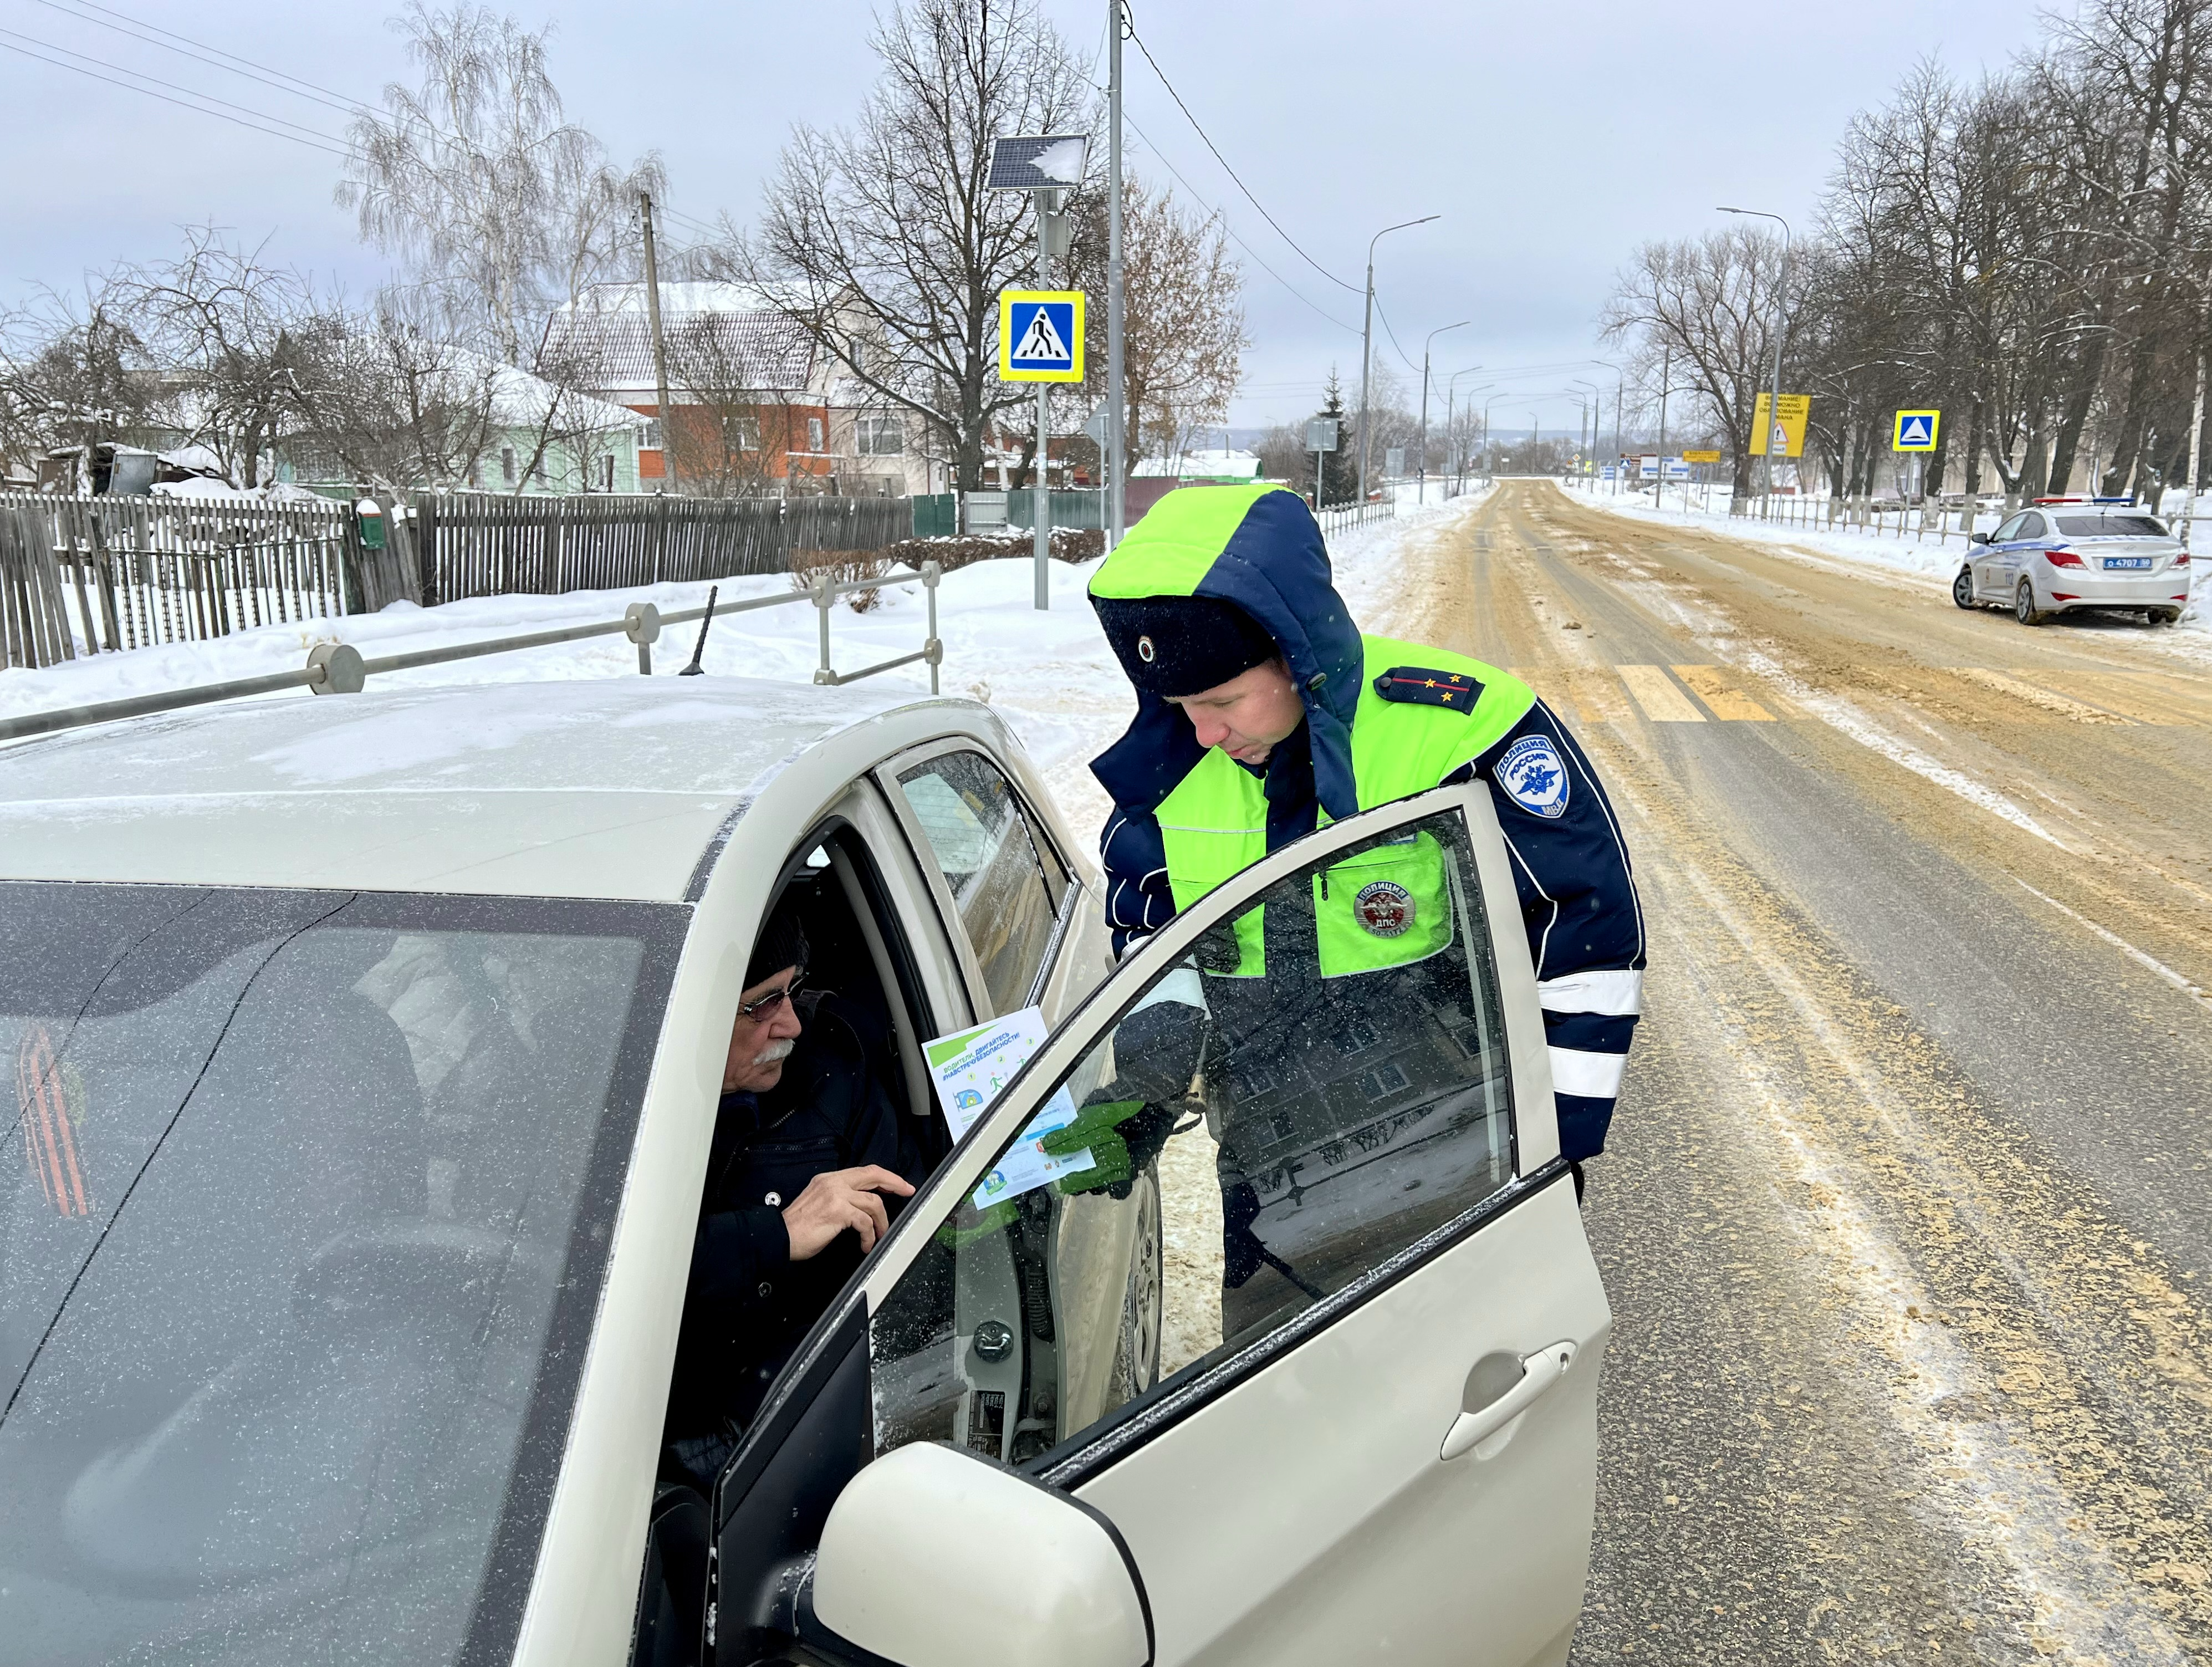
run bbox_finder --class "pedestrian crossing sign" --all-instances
[999,289,1085,382]
[1893,409,1940,451]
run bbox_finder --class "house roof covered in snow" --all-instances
[1131,448,1263,481]
[544,283,818,399]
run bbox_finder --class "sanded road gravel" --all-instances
[1374,482,2212,1665]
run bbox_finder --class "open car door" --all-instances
[697,781,1611,1667]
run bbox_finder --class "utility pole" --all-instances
[2186,271,2209,554]
[1657,346,1672,512]
[1106,0,1126,549]
[1417,320,1470,507]
[1034,190,1068,609]
[639,192,676,494]
[1358,215,1438,507]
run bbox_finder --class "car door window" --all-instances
[894,751,1064,1017]
[1991,512,2026,543]
[867,801,1516,1470]
[2017,512,2046,541]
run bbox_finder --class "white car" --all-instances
[0,676,1611,1667]
[1954,498,2193,625]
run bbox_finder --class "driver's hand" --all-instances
[782,1166,915,1261]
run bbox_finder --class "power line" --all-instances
[1123,21,1360,295]
[1369,292,1423,375]
[1072,61,1357,337]
[0,25,350,147]
[29,0,375,120]
[0,36,350,156]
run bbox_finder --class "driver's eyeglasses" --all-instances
[738,975,805,1021]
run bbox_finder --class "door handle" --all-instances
[1439,1341,1576,1462]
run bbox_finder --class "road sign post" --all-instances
[1748,394,1811,460]
[1306,415,1339,512]
[989,133,1090,610]
[1893,411,1939,519]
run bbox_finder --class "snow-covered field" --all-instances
[1562,478,2210,649]
[0,488,1489,854]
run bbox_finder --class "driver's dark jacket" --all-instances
[666,1001,927,1440]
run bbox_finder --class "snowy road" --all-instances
[1423,482,2212,1665]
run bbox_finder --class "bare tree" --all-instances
[1066,172,1247,467]
[661,314,798,497]
[1602,227,1786,498]
[729,0,1095,491]
[339,2,665,366]
[104,226,315,490]
[285,292,502,493]
[0,293,156,486]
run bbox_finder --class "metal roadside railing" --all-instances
[1314,496,1399,541]
[0,562,943,747]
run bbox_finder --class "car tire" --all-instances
[1953,567,1978,609]
[2016,579,2044,626]
[1108,1164,1163,1402]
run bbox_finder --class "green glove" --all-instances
[1042,1096,1179,1199]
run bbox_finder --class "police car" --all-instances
[0,676,1609,1667]
[1953,496,2193,625]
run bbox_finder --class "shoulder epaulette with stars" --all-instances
[1372,666,1483,708]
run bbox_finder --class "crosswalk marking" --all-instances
[1672,665,1775,721]
[1616,664,1708,722]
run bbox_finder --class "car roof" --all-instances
[0,677,999,902]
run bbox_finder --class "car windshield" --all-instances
[2053,514,2166,538]
[0,883,684,1667]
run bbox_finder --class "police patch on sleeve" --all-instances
[1373,666,1483,708]
[1498,734,1571,819]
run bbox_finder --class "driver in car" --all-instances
[663,899,922,1486]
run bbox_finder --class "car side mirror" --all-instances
[1969,532,1990,545]
[797,1444,1154,1667]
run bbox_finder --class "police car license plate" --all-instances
[2104,557,2153,569]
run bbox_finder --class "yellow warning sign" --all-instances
[1748,392,1810,457]
[1680,450,1723,464]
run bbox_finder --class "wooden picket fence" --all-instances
[0,493,354,670]
[1,503,78,671]
[416,493,914,605]
[1,490,922,671]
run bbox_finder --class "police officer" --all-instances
[1083,483,1644,1190]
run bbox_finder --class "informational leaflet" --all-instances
[923,1006,1093,1207]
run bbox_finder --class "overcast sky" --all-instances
[3,0,2055,435]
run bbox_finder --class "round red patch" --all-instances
[1353,879,1415,938]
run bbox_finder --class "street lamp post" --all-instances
[1572,379,1603,491]
[1106,0,1126,549]
[1719,205,1792,518]
[1358,215,1439,507]
[1445,371,1490,492]
[1587,359,1624,495]
[1418,321,1472,506]
[1482,393,1507,481]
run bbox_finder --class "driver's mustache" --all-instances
[753,1038,796,1067]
